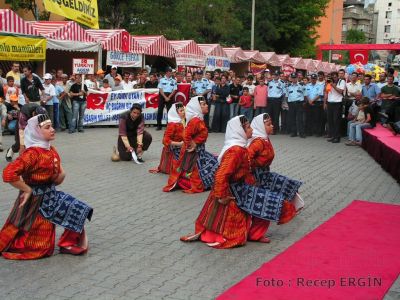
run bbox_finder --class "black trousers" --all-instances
[118,131,153,161]
[11,120,20,153]
[267,97,282,132]
[288,102,305,135]
[327,102,342,139]
[310,102,325,135]
[157,92,173,128]
[304,103,313,135]
[281,109,289,134]
[211,101,230,133]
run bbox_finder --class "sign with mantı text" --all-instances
[0,33,46,61]
[106,51,142,68]
[73,58,95,74]
[43,0,99,29]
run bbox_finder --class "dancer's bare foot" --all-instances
[258,237,271,243]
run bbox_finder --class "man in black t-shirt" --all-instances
[20,66,44,103]
[68,74,88,134]
[229,77,242,119]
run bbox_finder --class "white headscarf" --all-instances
[248,113,269,144]
[185,96,204,124]
[24,115,51,150]
[218,115,248,163]
[168,103,183,124]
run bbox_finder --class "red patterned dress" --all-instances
[163,117,208,193]
[153,122,184,174]
[0,147,86,260]
[182,146,266,249]
[248,138,297,226]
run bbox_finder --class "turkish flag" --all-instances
[121,30,130,53]
[145,92,159,108]
[86,93,108,110]
[349,50,369,65]
[175,83,191,106]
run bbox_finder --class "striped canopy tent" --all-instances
[198,44,230,71]
[86,29,142,53]
[312,60,323,72]
[242,50,267,63]
[321,62,331,73]
[290,57,307,70]
[169,40,206,67]
[223,47,248,63]
[328,63,337,73]
[260,52,281,66]
[133,35,175,58]
[277,54,293,66]
[302,59,317,73]
[0,9,37,35]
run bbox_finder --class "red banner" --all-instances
[121,30,130,53]
[145,91,159,109]
[349,50,369,65]
[86,93,108,110]
[282,64,295,76]
[250,63,267,74]
[174,83,191,106]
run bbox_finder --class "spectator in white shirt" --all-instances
[42,73,56,123]
[122,72,134,90]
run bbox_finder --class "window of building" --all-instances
[342,24,347,31]
[386,11,392,18]
[384,25,391,33]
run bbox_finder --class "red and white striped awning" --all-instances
[169,40,206,67]
[329,63,337,73]
[260,52,280,66]
[291,57,307,70]
[0,9,37,35]
[86,29,142,53]
[29,21,96,42]
[312,60,323,72]
[277,54,293,66]
[321,62,331,73]
[302,59,316,72]
[198,44,228,57]
[133,35,175,58]
[223,47,248,63]
[242,50,267,64]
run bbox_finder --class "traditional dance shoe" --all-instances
[59,246,88,255]
[180,233,201,242]
[258,237,271,243]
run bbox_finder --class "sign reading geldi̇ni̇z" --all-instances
[0,34,46,61]
[43,0,99,29]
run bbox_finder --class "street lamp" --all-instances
[329,3,355,62]
[251,0,255,50]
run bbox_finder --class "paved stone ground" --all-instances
[0,127,399,300]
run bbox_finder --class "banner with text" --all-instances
[84,88,164,126]
[106,51,143,68]
[0,34,46,61]
[73,58,95,74]
[43,0,99,29]
[205,56,230,71]
[176,53,205,67]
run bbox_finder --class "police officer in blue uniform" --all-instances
[191,70,212,97]
[157,67,177,130]
[287,72,306,138]
[306,74,325,136]
[267,70,286,134]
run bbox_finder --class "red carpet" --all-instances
[362,124,400,182]
[217,200,400,300]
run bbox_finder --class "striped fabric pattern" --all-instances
[277,54,293,66]
[169,40,205,58]
[243,50,267,64]
[0,9,38,35]
[86,29,142,53]
[29,21,96,42]
[290,57,307,70]
[222,47,248,63]
[198,44,228,57]
[133,35,176,58]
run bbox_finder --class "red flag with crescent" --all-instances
[175,83,191,106]
[86,93,108,110]
[121,30,130,53]
[145,92,159,108]
[349,50,369,65]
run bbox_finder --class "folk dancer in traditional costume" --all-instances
[180,116,271,248]
[0,114,93,259]
[230,113,304,243]
[149,102,185,174]
[117,103,153,163]
[163,96,218,194]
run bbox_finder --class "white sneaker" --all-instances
[5,148,14,162]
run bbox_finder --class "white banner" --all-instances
[106,51,143,68]
[205,56,230,71]
[175,53,205,67]
[84,88,165,126]
[73,58,95,74]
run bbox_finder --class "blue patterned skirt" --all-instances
[196,144,219,190]
[34,185,93,233]
[230,169,302,222]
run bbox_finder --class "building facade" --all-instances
[315,0,345,45]
[374,0,400,43]
[341,0,375,43]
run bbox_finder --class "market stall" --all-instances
[198,43,230,72]
[169,40,206,73]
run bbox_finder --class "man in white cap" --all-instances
[42,73,55,123]
[105,65,120,89]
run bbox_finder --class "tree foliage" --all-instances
[5,0,50,20]
[345,29,367,44]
